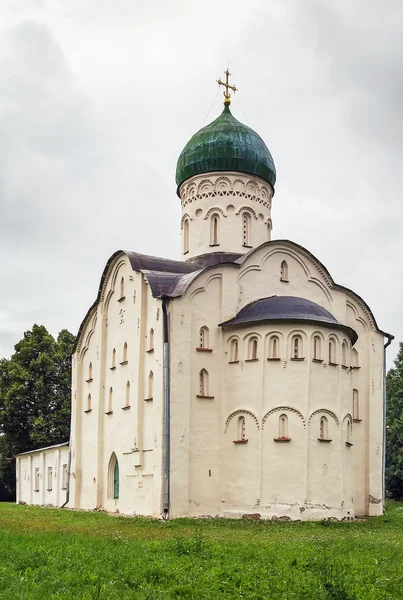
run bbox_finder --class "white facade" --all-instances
[17,103,392,520]
[16,443,69,507]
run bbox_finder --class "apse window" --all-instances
[313,336,322,361]
[328,338,337,365]
[318,416,331,442]
[274,413,290,442]
[247,337,258,361]
[268,335,280,360]
[234,415,247,443]
[291,335,303,359]
[229,338,239,363]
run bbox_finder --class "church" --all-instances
[16,72,393,520]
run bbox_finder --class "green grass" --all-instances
[0,503,402,599]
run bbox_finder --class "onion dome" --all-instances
[219,296,358,344]
[175,105,276,193]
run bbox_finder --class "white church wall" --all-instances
[16,443,69,507]
[70,255,164,516]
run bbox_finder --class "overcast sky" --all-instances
[0,0,401,366]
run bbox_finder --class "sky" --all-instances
[0,0,402,366]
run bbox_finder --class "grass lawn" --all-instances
[0,502,402,599]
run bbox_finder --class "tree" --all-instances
[386,341,403,499]
[0,325,75,500]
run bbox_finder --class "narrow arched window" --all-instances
[313,336,321,360]
[149,328,154,352]
[267,223,271,241]
[237,416,246,441]
[148,371,154,399]
[279,414,288,439]
[120,277,125,299]
[88,362,93,380]
[248,337,258,360]
[183,219,189,254]
[122,342,128,363]
[341,341,348,366]
[210,214,219,245]
[268,335,280,359]
[125,381,130,408]
[112,348,116,369]
[353,389,359,421]
[87,393,92,411]
[242,212,252,246]
[199,369,209,397]
[352,348,359,368]
[319,416,329,440]
[230,339,239,362]
[107,453,119,499]
[199,326,209,349]
[346,419,352,445]
[329,338,337,364]
[280,260,288,282]
[108,387,113,413]
[291,335,303,359]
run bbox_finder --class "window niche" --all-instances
[328,338,338,366]
[147,328,155,353]
[120,342,128,365]
[274,413,291,442]
[84,393,92,413]
[183,219,189,254]
[34,468,40,492]
[280,260,289,282]
[353,389,361,422]
[341,341,349,368]
[210,214,219,246]
[229,338,239,363]
[47,466,53,491]
[105,387,113,415]
[197,369,214,399]
[107,453,119,500]
[110,348,116,370]
[291,335,304,360]
[122,381,131,410]
[318,416,331,442]
[242,212,252,247]
[86,362,93,383]
[233,415,248,443]
[267,335,280,360]
[312,335,322,362]
[345,419,353,447]
[118,277,125,302]
[196,326,212,352]
[144,371,153,401]
[246,337,259,362]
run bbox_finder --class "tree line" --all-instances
[0,325,403,501]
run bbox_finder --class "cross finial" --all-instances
[217,69,237,106]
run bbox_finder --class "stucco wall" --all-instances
[16,444,69,507]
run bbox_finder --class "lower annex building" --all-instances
[16,74,393,520]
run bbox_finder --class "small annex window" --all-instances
[148,328,155,352]
[183,219,189,254]
[352,348,359,369]
[268,335,280,360]
[353,389,360,421]
[229,338,239,363]
[280,260,289,282]
[329,338,337,365]
[242,212,252,247]
[61,464,68,490]
[199,326,209,349]
[235,416,247,442]
[313,335,322,361]
[198,369,210,397]
[34,468,40,492]
[107,453,119,500]
[47,466,53,491]
[291,335,303,360]
[319,416,330,442]
[342,341,348,367]
[210,214,219,246]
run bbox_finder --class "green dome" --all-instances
[175,105,276,193]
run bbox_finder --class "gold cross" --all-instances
[217,69,237,106]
